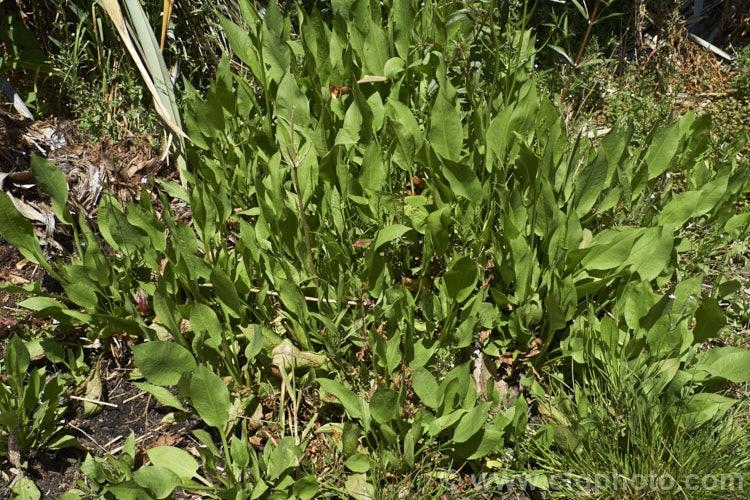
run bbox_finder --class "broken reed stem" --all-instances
[288,106,320,296]
[70,395,119,408]
[248,287,359,307]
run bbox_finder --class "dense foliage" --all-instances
[1,1,750,498]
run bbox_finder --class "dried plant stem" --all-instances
[559,0,601,105]
[248,287,359,306]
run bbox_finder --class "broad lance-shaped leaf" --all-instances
[133,465,182,498]
[387,100,421,164]
[673,392,735,430]
[317,378,364,420]
[345,473,375,500]
[485,107,513,163]
[573,153,607,217]
[579,227,641,271]
[132,341,196,386]
[624,225,674,281]
[360,140,386,191]
[411,367,440,410]
[218,14,263,84]
[644,119,680,180]
[430,91,462,161]
[12,476,40,499]
[30,155,73,225]
[370,224,410,252]
[189,303,223,348]
[133,382,187,411]
[5,335,30,396]
[275,73,311,132]
[189,366,231,429]
[452,402,491,443]
[147,446,199,481]
[443,256,479,303]
[659,172,729,227]
[261,19,290,85]
[363,24,389,75]
[277,278,308,322]
[369,385,399,423]
[210,268,241,318]
[442,160,482,201]
[153,279,182,336]
[389,0,413,59]
[692,347,750,383]
[658,191,702,227]
[692,297,725,343]
[267,436,302,480]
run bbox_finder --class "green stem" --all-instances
[289,106,320,297]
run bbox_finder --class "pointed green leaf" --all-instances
[430,92,462,161]
[360,141,386,191]
[261,24,289,84]
[132,341,196,386]
[277,278,308,322]
[210,268,241,318]
[694,347,750,383]
[345,473,375,500]
[452,402,491,443]
[387,100,421,163]
[573,154,607,217]
[693,297,725,343]
[442,160,481,201]
[317,378,363,419]
[363,25,389,75]
[389,0,413,59]
[189,303,223,348]
[6,335,30,394]
[147,446,199,481]
[133,382,187,412]
[443,256,478,302]
[369,385,399,423]
[658,191,703,227]
[133,465,181,499]
[267,436,302,480]
[371,224,410,251]
[412,367,440,410]
[580,228,640,271]
[189,366,231,429]
[218,14,263,83]
[625,226,674,281]
[675,393,735,430]
[30,155,73,225]
[153,279,181,335]
[644,120,680,180]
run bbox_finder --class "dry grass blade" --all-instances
[98,0,186,140]
[99,0,189,186]
[160,0,176,50]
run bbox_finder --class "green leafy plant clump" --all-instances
[0,335,77,466]
[2,0,750,497]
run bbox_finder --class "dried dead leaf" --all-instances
[357,75,387,84]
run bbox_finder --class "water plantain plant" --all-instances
[0,335,77,467]
[1,0,750,496]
